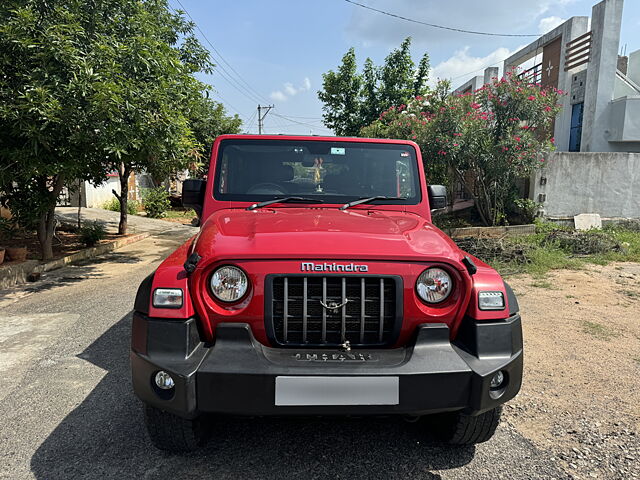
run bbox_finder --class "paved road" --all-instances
[0,219,566,480]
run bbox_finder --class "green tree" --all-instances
[317,48,362,136]
[89,0,216,234]
[318,38,431,135]
[378,38,416,111]
[413,53,431,97]
[0,1,107,259]
[360,58,379,132]
[362,74,562,225]
[188,93,242,165]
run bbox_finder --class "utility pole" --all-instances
[257,104,274,134]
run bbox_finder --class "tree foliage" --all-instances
[0,0,241,255]
[0,0,107,258]
[361,73,562,226]
[318,37,430,136]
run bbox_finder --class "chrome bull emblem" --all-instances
[319,299,350,312]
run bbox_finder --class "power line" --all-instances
[272,113,333,132]
[172,0,266,105]
[174,0,271,104]
[244,109,258,133]
[344,0,540,38]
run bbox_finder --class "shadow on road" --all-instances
[30,312,474,480]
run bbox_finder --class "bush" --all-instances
[101,197,140,215]
[0,217,19,240]
[513,198,541,224]
[79,221,107,247]
[143,187,171,218]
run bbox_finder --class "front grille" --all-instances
[267,276,399,347]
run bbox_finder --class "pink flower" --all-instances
[453,133,462,137]
[545,106,552,112]
[471,102,481,109]
[412,135,417,139]
[528,95,536,101]
[453,143,459,147]
[514,136,521,142]
[502,147,509,152]
[540,158,545,163]
[550,137,555,144]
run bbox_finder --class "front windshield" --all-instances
[213,139,421,204]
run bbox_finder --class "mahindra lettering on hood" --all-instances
[131,135,523,452]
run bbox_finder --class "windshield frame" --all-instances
[211,138,422,206]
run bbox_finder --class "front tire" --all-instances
[429,406,502,445]
[144,405,210,452]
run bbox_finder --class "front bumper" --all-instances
[130,313,523,419]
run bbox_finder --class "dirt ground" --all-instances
[505,262,640,479]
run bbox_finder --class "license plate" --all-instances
[275,376,399,406]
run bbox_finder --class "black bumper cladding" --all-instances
[130,314,523,419]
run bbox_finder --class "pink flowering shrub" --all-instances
[361,73,562,226]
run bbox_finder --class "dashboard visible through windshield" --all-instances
[212,139,421,205]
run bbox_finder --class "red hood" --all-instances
[193,207,465,268]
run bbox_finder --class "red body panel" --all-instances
[149,135,511,344]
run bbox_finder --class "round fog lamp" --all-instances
[490,371,505,390]
[154,371,175,390]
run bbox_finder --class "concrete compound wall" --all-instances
[531,151,640,218]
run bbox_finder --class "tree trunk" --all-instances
[454,167,491,227]
[77,178,82,230]
[36,175,65,261]
[115,163,131,235]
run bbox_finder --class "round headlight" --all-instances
[416,267,453,303]
[210,266,248,302]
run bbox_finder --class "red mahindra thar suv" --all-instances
[131,135,523,452]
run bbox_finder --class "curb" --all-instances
[0,232,150,290]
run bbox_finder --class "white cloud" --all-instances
[538,16,566,33]
[431,46,522,88]
[270,77,311,102]
[270,91,287,102]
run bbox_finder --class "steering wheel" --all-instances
[246,183,287,195]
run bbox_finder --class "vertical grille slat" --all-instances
[283,277,288,343]
[360,278,365,343]
[341,278,346,342]
[379,278,384,342]
[270,275,397,347]
[302,277,308,343]
[322,277,327,343]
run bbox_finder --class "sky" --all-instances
[169,0,640,135]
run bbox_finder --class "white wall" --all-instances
[531,151,640,218]
[84,177,120,208]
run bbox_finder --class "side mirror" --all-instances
[182,179,206,214]
[428,185,447,211]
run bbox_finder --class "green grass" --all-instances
[581,321,619,341]
[634,357,640,365]
[162,209,197,220]
[622,290,639,299]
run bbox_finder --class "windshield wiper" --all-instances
[246,197,322,211]
[339,196,407,211]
